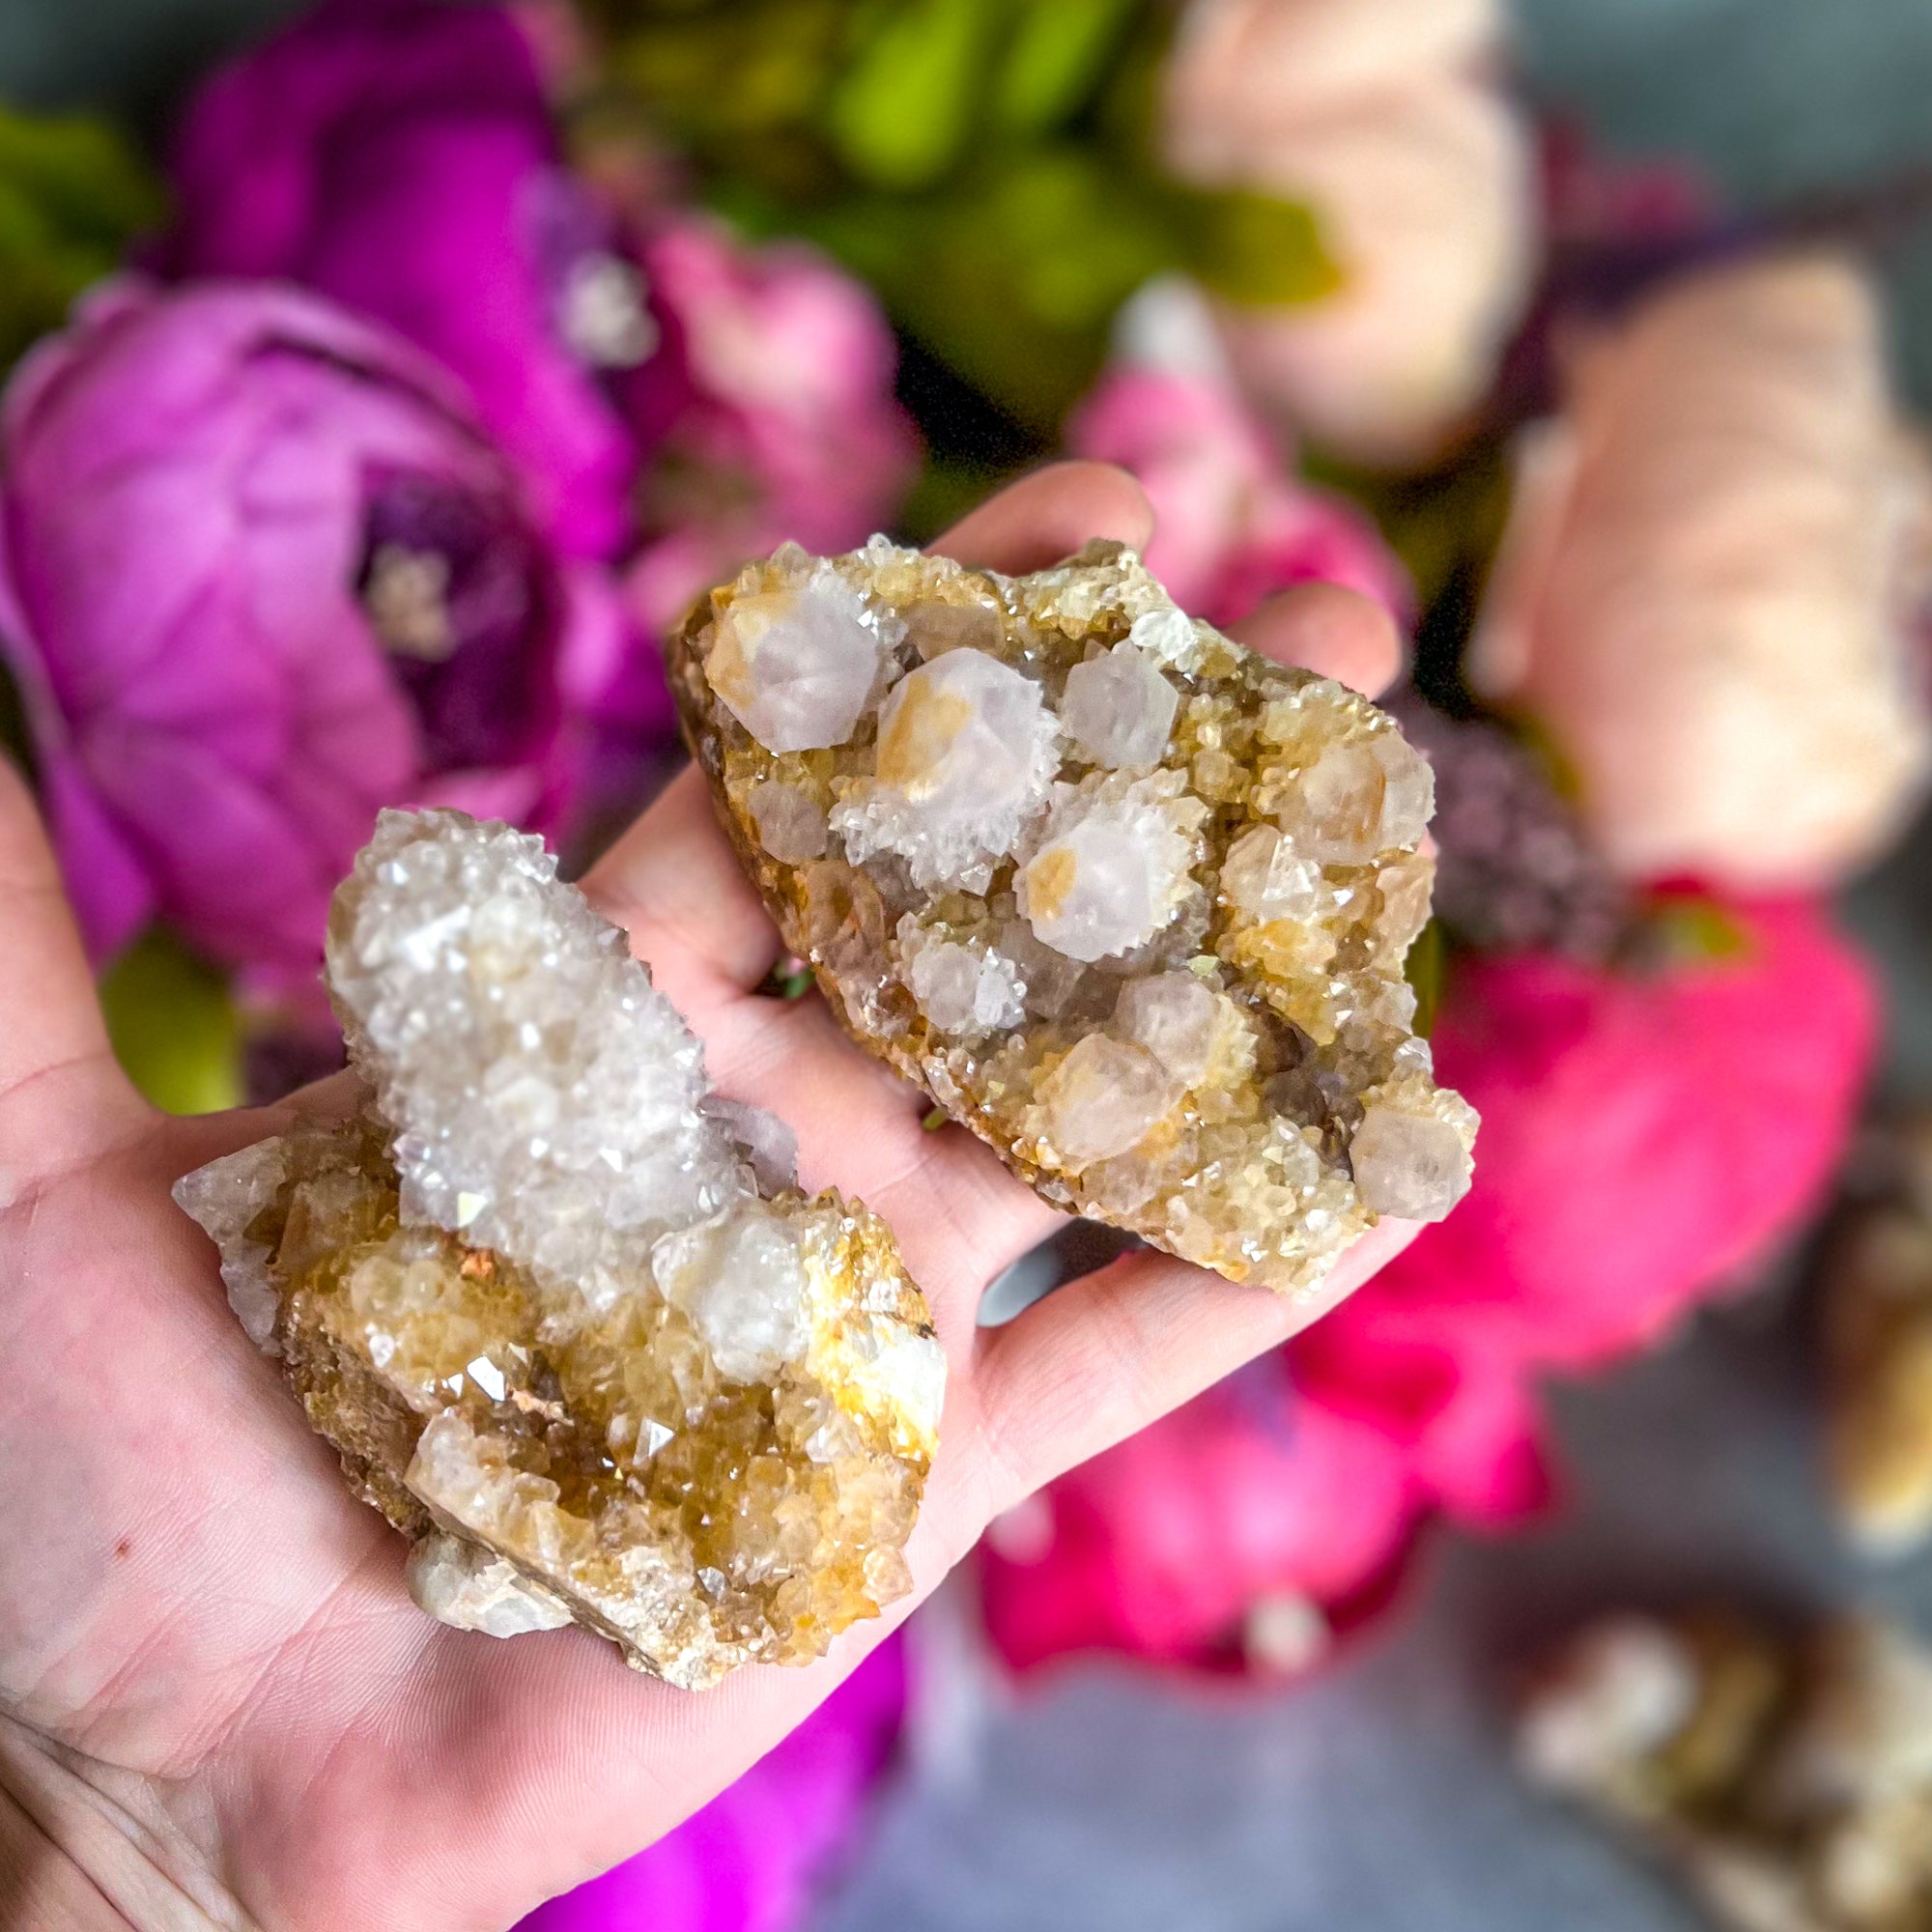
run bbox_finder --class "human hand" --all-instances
[0,463,1418,1931]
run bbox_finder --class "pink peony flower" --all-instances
[1067,359,1412,630]
[515,1636,907,1932]
[165,0,652,560]
[979,892,1873,1681]
[1473,253,1932,891]
[1161,0,1538,465]
[624,217,920,637]
[0,280,635,978]
[1312,895,1879,1379]
[979,1346,1546,1677]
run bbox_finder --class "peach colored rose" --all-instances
[1163,0,1536,466]
[1473,253,1932,890]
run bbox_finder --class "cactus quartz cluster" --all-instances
[174,810,944,1690]
[670,537,1475,1295]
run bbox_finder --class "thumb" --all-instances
[0,755,144,1168]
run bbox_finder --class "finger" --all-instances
[701,988,1065,1338]
[932,460,1153,573]
[968,1215,1420,1514]
[0,756,142,1158]
[578,764,784,1008]
[1227,581,1404,697]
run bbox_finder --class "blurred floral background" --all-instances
[7,1,1932,1927]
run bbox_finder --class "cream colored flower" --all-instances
[1163,0,1536,466]
[1473,252,1932,890]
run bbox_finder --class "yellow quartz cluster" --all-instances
[176,810,941,1690]
[671,538,1475,1296]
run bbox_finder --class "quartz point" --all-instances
[173,808,943,1690]
[668,537,1477,1296]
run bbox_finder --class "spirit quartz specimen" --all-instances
[174,809,944,1690]
[670,538,1476,1296]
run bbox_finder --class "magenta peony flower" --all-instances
[1305,895,1879,1381]
[515,1635,907,1932]
[978,1347,1545,1677]
[0,279,635,978]
[980,893,1873,1681]
[1068,361,1411,632]
[165,0,651,560]
[625,216,920,636]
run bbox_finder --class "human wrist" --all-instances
[0,1719,257,1931]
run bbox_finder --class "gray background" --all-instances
[9,4,1932,1927]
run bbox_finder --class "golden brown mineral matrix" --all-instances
[1518,1611,1932,1932]
[668,537,1476,1297]
[1820,1115,1932,1557]
[173,809,944,1690]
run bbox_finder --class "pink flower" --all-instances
[1161,0,1538,464]
[0,280,633,978]
[165,0,649,560]
[979,1347,1546,1677]
[1068,362,1412,630]
[625,218,920,636]
[1320,895,1879,1378]
[1474,253,1932,891]
[979,892,1874,1680]
[516,1636,906,1932]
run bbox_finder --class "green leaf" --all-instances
[806,147,1177,428]
[0,107,164,370]
[1637,898,1756,972]
[99,928,242,1117]
[992,0,1142,134]
[1169,185,1339,308]
[825,0,997,190]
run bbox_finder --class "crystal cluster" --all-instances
[668,538,1475,1295]
[1819,1114,1932,1557]
[174,809,944,1690]
[1520,1611,1932,1932]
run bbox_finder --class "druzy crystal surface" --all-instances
[174,810,943,1690]
[669,538,1475,1295]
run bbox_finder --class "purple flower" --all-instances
[0,279,635,980]
[515,1636,908,1932]
[164,0,652,561]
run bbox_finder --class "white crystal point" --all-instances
[1062,645,1180,768]
[1277,733,1435,867]
[831,647,1060,890]
[704,562,901,753]
[1018,774,1204,962]
[900,916,1025,1037]
[406,1532,574,1637]
[327,808,749,1307]
[1115,972,1218,1088]
[1350,1100,1475,1220]
[700,1096,800,1194]
[748,780,828,863]
[1041,1035,1179,1168]
[171,1139,290,1352]
[651,1198,809,1383]
[1219,822,1321,923]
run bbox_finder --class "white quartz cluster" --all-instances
[328,810,786,1321]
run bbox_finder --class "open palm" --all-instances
[0,465,1419,1931]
